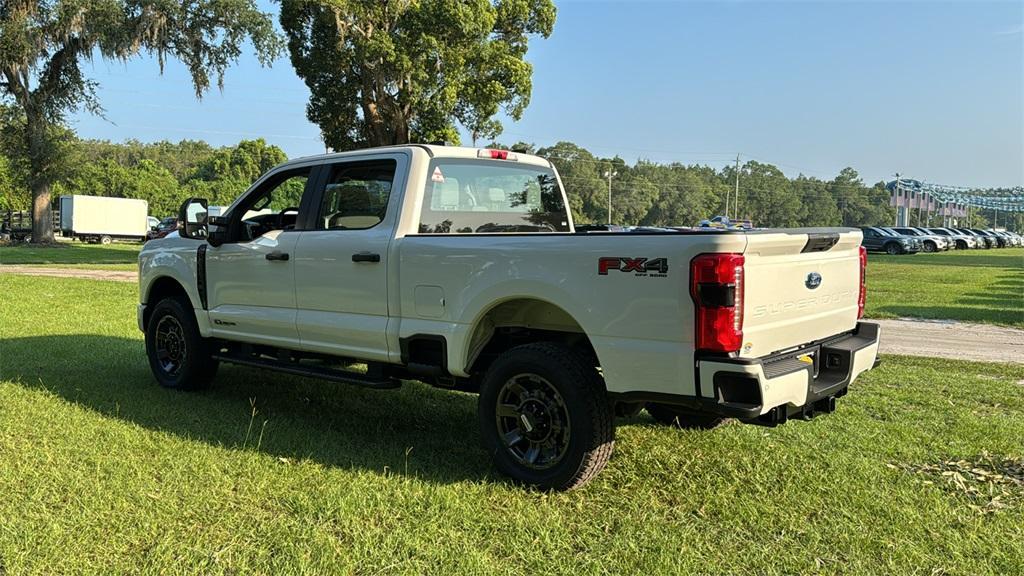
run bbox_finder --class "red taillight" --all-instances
[690,253,745,353]
[858,245,867,319]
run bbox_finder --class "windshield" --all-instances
[878,228,899,237]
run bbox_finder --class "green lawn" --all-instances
[1,273,1022,574]
[865,247,1024,328]
[0,242,140,270]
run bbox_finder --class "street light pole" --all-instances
[733,154,740,221]
[894,173,901,226]
[604,169,617,225]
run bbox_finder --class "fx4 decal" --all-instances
[598,257,669,277]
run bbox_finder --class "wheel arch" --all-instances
[463,296,599,377]
[142,275,197,329]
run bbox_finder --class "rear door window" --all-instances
[317,160,396,230]
[418,159,569,234]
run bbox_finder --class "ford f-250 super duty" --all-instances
[138,144,881,490]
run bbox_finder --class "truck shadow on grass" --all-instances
[4,334,506,486]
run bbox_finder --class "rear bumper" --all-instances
[694,322,880,424]
[611,322,881,424]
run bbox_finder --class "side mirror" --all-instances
[179,197,209,240]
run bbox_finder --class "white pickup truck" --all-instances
[138,144,880,490]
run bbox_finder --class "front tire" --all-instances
[478,343,615,490]
[646,403,725,430]
[923,241,936,253]
[885,242,901,255]
[145,297,218,390]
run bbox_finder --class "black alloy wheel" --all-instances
[495,373,572,470]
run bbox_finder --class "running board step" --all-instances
[211,353,401,389]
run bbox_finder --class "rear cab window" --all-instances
[418,159,569,234]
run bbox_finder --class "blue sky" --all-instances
[71,1,1023,188]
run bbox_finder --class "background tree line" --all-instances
[1,132,910,229]
[0,134,287,218]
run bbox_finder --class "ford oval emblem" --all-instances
[805,272,822,290]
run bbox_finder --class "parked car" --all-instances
[989,230,1018,248]
[912,227,953,251]
[138,144,881,490]
[964,229,999,248]
[1002,231,1023,247]
[890,227,949,252]
[977,229,1008,248]
[859,226,920,254]
[148,216,161,230]
[926,227,976,250]
[956,228,993,249]
[146,217,179,241]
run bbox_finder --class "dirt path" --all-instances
[874,318,1024,364]
[0,265,137,283]
[2,265,1021,364]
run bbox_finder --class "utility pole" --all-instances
[733,154,741,221]
[603,169,617,225]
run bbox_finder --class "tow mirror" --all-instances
[179,197,209,240]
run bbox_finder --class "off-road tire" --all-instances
[478,342,615,491]
[145,297,218,390]
[646,403,725,430]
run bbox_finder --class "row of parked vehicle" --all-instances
[858,226,1023,255]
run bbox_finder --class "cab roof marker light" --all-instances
[478,149,518,161]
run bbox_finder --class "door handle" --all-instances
[352,252,381,263]
[265,251,290,261]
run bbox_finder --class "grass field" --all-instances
[865,248,1023,327]
[0,242,140,270]
[1,273,1022,574]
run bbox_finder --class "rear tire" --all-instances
[100,235,112,245]
[646,403,725,430]
[145,297,218,390]
[478,343,615,491]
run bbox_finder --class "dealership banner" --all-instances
[887,180,1024,213]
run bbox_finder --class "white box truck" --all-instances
[59,195,149,244]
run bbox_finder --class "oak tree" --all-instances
[279,0,556,151]
[0,0,282,242]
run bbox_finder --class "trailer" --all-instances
[59,195,149,244]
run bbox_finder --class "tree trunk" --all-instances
[31,179,54,243]
[25,107,55,244]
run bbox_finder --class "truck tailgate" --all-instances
[740,230,862,359]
